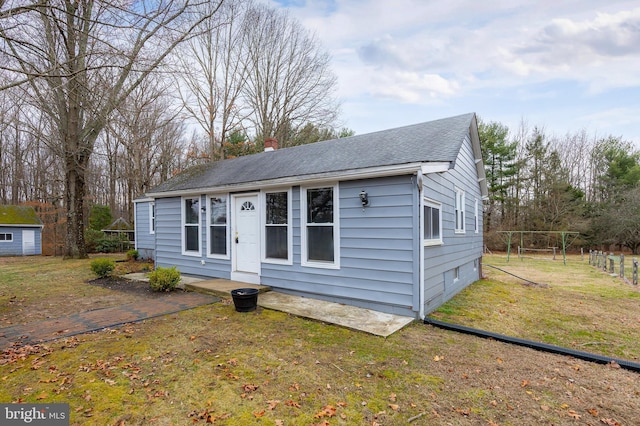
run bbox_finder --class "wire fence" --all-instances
[588,250,638,285]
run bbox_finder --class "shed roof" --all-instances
[148,113,480,196]
[0,205,43,226]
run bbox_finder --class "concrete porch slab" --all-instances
[124,274,414,337]
[257,291,415,337]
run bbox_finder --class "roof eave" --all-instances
[146,162,426,198]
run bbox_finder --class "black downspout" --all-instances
[424,317,640,373]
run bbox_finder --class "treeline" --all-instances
[480,118,640,253]
[0,0,348,256]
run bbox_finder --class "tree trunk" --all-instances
[64,161,88,259]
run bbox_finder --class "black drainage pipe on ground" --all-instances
[424,317,640,373]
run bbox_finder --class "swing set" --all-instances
[496,230,580,265]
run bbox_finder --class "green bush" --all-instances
[148,266,181,292]
[126,249,139,261]
[90,258,116,278]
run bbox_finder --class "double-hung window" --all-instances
[474,198,479,233]
[183,197,201,255]
[0,233,13,242]
[302,185,339,268]
[149,202,155,234]
[455,188,465,233]
[423,198,442,245]
[264,190,290,262]
[208,195,228,257]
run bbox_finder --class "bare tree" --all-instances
[240,3,340,147]
[0,0,222,258]
[175,0,249,160]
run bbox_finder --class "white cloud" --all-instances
[270,0,640,141]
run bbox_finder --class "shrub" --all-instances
[91,258,116,278]
[149,266,181,292]
[126,249,139,261]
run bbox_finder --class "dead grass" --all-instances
[432,253,640,361]
[1,255,640,425]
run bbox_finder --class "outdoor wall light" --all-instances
[359,190,369,207]
[201,206,207,213]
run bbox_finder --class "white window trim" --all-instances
[474,198,479,234]
[0,233,13,242]
[301,183,340,269]
[182,196,202,257]
[423,197,443,246]
[149,202,155,235]
[206,194,230,259]
[262,188,293,265]
[455,188,466,234]
[454,266,460,282]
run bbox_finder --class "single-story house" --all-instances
[0,205,44,256]
[135,113,488,318]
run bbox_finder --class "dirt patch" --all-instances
[86,276,174,298]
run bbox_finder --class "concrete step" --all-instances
[184,279,271,298]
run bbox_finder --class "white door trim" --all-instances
[231,193,261,284]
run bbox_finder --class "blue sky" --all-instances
[268,0,640,144]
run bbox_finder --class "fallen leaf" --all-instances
[388,393,397,402]
[521,380,529,387]
[388,403,399,411]
[242,383,258,392]
[600,418,621,426]
[267,400,280,410]
[568,410,581,420]
[314,405,336,418]
[433,355,443,362]
[253,410,265,418]
[285,399,300,408]
[36,392,48,400]
[588,408,598,416]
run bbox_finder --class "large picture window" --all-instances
[183,197,200,255]
[302,185,339,268]
[423,199,442,245]
[265,191,289,260]
[208,196,227,257]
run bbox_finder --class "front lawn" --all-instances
[1,255,639,425]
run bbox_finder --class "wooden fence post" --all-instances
[620,253,625,278]
[633,258,638,286]
[609,253,614,274]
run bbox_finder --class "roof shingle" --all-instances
[149,113,475,194]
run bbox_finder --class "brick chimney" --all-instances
[264,137,278,152]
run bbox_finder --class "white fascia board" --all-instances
[133,197,154,203]
[420,162,451,174]
[146,162,425,198]
[0,223,44,228]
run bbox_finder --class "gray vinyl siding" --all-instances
[134,201,155,260]
[0,226,41,256]
[155,196,231,278]
[423,134,483,313]
[261,175,419,317]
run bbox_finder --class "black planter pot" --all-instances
[231,288,259,312]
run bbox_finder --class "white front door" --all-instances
[22,230,35,255]
[231,194,260,283]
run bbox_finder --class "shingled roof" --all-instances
[0,205,43,226]
[148,113,478,196]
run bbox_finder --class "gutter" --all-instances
[146,162,430,198]
[424,317,640,373]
